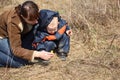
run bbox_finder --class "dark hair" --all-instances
[15,1,39,21]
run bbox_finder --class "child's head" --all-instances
[47,17,59,34]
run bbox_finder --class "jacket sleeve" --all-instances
[7,21,34,61]
[33,31,49,43]
[66,25,70,30]
[54,25,67,40]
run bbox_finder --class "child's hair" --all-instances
[15,1,39,21]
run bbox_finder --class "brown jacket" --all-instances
[0,8,35,61]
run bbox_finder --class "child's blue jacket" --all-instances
[33,9,70,44]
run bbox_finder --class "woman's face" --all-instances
[21,15,38,25]
[24,18,38,25]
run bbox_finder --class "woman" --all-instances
[0,1,54,68]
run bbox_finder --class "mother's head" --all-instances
[16,1,39,25]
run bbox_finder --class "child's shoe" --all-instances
[57,53,67,61]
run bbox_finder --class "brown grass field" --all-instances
[0,0,120,80]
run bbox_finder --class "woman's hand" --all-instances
[34,50,54,60]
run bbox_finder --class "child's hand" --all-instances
[66,30,72,36]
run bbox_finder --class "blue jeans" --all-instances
[0,38,29,68]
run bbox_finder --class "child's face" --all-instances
[47,17,58,34]
[47,24,57,34]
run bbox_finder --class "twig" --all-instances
[107,34,117,50]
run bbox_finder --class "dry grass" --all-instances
[0,0,120,80]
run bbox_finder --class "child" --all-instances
[32,9,72,61]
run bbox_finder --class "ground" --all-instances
[0,0,120,80]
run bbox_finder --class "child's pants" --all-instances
[36,34,70,55]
